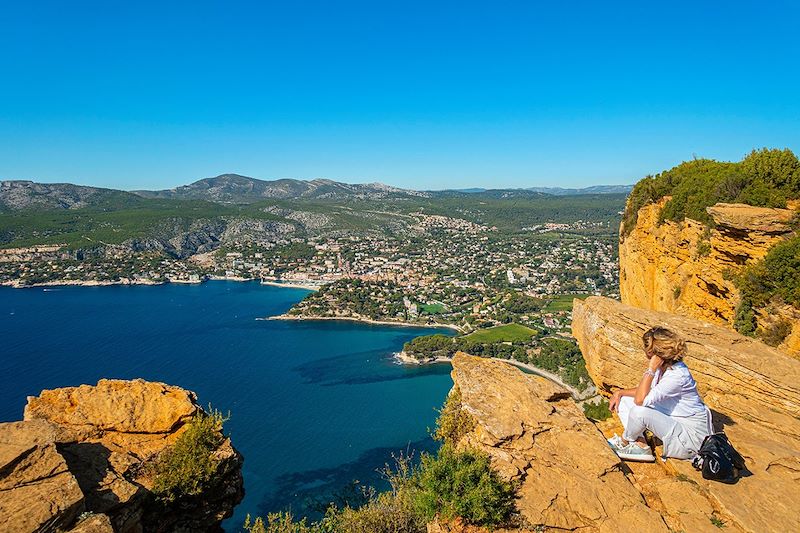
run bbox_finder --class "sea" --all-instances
[0,281,454,530]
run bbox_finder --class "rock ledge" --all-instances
[0,379,243,533]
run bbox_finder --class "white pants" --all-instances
[617,396,711,459]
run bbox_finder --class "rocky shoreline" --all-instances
[1,278,168,289]
[266,313,465,332]
[259,279,321,291]
[393,350,595,400]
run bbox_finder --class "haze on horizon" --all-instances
[1,1,798,191]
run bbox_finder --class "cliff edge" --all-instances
[573,296,800,533]
[447,352,669,532]
[0,379,244,533]
[619,198,800,355]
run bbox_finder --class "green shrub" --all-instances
[737,235,800,309]
[733,298,758,337]
[243,512,324,533]
[150,408,228,501]
[330,476,426,533]
[760,320,793,347]
[622,149,800,236]
[734,235,800,341]
[696,241,711,258]
[411,445,514,527]
[741,147,800,190]
[529,338,592,391]
[583,398,612,421]
[710,514,727,528]
[432,388,475,446]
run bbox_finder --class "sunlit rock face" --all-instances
[446,352,670,532]
[573,296,800,533]
[620,198,800,355]
[0,379,243,533]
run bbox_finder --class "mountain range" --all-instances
[0,174,631,211]
[449,185,633,195]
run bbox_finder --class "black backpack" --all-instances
[692,433,746,483]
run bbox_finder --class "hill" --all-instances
[0,174,628,253]
[437,185,633,195]
[0,180,145,212]
[527,184,633,195]
[135,174,428,203]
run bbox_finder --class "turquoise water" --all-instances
[0,282,453,530]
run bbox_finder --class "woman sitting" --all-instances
[607,326,713,462]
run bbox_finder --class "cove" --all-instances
[0,281,454,530]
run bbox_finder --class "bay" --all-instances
[0,281,453,530]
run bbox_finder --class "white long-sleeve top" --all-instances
[643,361,707,417]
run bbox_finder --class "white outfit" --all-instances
[617,362,713,459]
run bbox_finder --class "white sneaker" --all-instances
[607,434,625,449]
[614,442,656,462]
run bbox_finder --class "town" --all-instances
[1,212,619,336]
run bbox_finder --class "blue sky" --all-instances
[1,1,798,190]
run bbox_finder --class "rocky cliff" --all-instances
[573,296,800,533]
[447,353,670,532]
[444,335,800,533]
[0,379,243,533]
[619,198,800,355]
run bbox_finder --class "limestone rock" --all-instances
[619,199,799,355]
[0,419,76,468]
[25,378,198,433]
[427,518,515,533]
[68,513,115,533]
[573,296,800,532]
[449,352,669,532]
[0,437,85,533]
[1,379,243,533]
[706,202,796,233]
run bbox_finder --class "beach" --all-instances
[259,280,322,291]
[267,313,464,332]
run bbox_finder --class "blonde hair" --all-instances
[642,327,686,365]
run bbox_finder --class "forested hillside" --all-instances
[623,148,800,234]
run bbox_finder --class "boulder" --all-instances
[68,513,114,533]
[25,378,198,433]
[450,352,670,532]
[427,518,516,532]
[573,296,800,532]
[0,434,84,533]
[1,379,243,533]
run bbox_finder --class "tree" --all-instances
[741,148,800,191]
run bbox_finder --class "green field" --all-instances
[464,323,537,343]
[543,294,592,312]
[419,303,447,314]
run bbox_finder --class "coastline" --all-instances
[1,278,168,289]
[259,280,320,291]
[392,350,452,365]
[267,313,464,332]
[392,351,595,400]
[1,276,324,291]
[3,276,257,289]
